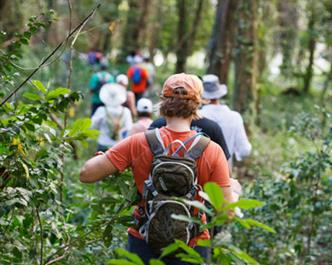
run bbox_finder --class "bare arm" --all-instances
[80,154,118,183]
[221,186,236,204]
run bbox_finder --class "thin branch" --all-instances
[0,3,101,107]
[35,206,43,265]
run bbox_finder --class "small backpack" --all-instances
[132,67,143,85]
[105,107,125,141]
[138,129,210,254]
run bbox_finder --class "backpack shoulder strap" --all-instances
[186,136,210,160]
[144,129,165,156]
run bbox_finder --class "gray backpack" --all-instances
[139,129,210,254]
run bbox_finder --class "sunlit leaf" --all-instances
[203,182,224,211]
[46,87,71,100]
[31,80,47,94]
[23,92,40,101]
[225,199,264,210]
[115,249,144,265]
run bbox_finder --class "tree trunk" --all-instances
[233,0,258,118]
[175,0,204,73]
[277,0,299,78]
[120,0,141,60]
[148,0,163,59]
[207,0,237,84]
[187,0,204,56]
[175,0,189,73]
[303,11,316,94]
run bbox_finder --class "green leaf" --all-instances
[197,239,211,247]
[225,199,264,210]
[19,161,30,179]
[149,259,165,265]
[230,246,259,265]
[245,218,276,233]
[115,249,144,265]
[160,242,180,259]
[171,214,201,224]
[32,80,47,94]
[203,182,224,211]
[23,92,40,101]
[108,260,137,265]
[182,199,213,216]
[46,87,71,100]
[67,118,92,137]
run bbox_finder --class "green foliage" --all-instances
[234,110,332,264]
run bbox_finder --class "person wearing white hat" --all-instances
[116,74,137,117]
[129,98,153,136]
[91,83,133,151]
[200,74,252,167]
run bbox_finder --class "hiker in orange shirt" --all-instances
[80,73,235,265]
[127,60,149,103]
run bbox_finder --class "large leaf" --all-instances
[23,92,40,101]
[230,246,259,265]
[203,182,224,211]
[225,199,264,210]
[171,214,201,224]
[182,199,213,215]
[67,118,92,137]
[115,249,144,265]
[31,80,47,94]
[108,260,137,265]
[245,218,276,233]
[160,242,180,259]
[149,260,165,265]
[46,87,71,100]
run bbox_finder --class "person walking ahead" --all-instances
[80,73,234,265]
[89,63,114,115]
[200,74,252,166]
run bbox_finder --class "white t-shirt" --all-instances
[200,104,252,161]
[91,106,133,147]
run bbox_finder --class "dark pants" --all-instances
[134,92,144,104]
[127,234,209,265]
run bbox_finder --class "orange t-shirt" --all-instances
[106,127,230,246]
[127,66,149,93]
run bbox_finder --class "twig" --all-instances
[0,3,101,107]
[35,206,43,265]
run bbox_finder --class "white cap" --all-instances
[116,74,129,87]
[99,83,127,107]
[137,98,153,113]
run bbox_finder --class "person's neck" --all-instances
[210,99,219,105]
[165,117,192,132]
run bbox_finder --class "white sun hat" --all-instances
[116,74,129,87]
[99,83,127,107]
[202,74,227,99]
[137,98,153,113]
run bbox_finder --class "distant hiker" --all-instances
[87,49,103,66]
[129,98,153,136]
[127,62,149,103]
[80,73,234,265]
[91,83,133,152]
[126,50,143,66]
[200,74,252,166]
[116,74,137,117]
[89,62,114,116]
